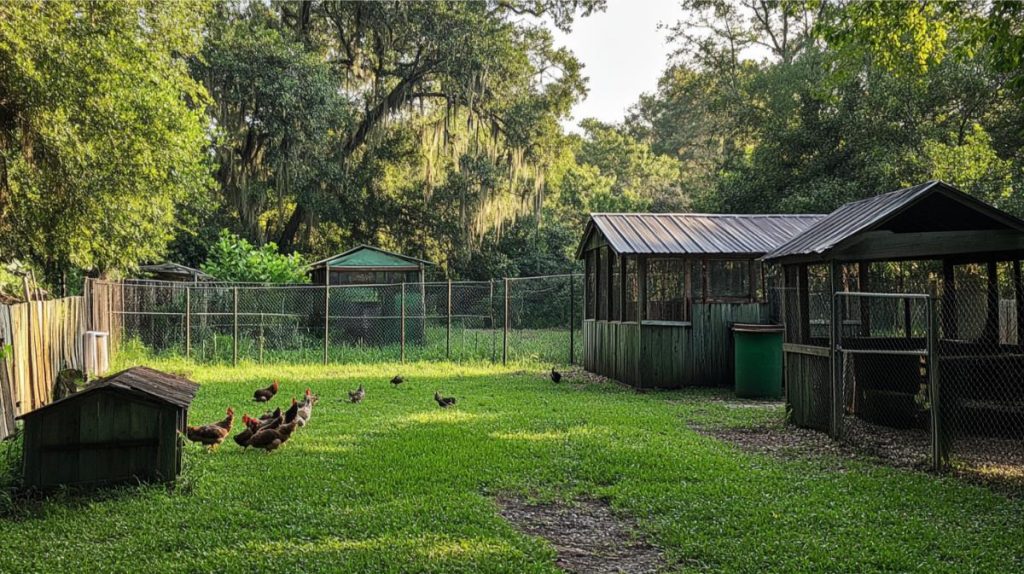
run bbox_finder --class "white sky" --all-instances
[549,0,681,132]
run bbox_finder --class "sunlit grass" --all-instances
[0,358,1021,572]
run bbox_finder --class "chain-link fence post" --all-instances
[446,280,452,360]
[401,282,406,363]
[489,280,495,363]
[323,276,330,365]
[232,286,239,367]
[503,278,509,365]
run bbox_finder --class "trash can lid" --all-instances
[731,323,784,333]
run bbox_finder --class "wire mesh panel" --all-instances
[505,274,581,366]
[836,291,935,469]
[939,263,1024,483]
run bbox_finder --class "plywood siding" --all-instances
[785,348,831,431]
[692,303,768,387]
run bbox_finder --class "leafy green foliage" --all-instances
[200,230,308,284]
[0,1,213,276]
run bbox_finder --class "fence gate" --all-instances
[833,291,944,470]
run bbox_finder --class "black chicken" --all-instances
[434,391,457,408]
[391,375,404,387]
[550,368,562,383]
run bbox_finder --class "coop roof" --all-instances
[762,180,1024,263]
[576,213,826,258]
[138,262,213,281]
[307,245,434,271]
[18,366,199,419]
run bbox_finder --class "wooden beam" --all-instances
[835,229,1024,262]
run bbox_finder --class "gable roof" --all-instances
[138,262,213,281]
[19,366,199,419]
[575,213,827,258]
[762,180,1024,262]
[307,245,434,270]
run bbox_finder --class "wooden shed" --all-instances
[763,181,1024,452]
[18,366,199,488]
[576,213,825,389]
[307,245,433,286]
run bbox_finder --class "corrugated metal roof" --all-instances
[19,366,199,418]
[307,245,434,270]
[578,213,827,257]
[762,180,1024,262]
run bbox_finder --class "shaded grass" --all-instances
[0,360,1021,572]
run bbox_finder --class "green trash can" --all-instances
[732,323,784,399]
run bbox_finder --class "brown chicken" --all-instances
[253,381,279,402]
[247,420,299,452]
[258,407,281,422]
[283,398,299,424]
[185,407,234,449]
[348,385,365,404]
[232,414,262,448]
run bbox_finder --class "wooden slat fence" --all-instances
[0,296,86,439]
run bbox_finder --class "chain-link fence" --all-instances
[88,274,582,367]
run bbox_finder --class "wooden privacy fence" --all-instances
[0,296,86,439]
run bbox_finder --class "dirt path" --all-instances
[498,497,665,574]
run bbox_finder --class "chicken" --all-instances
[247,420,299,452]
[233,415,263,448]
[258,407,282,422]
[434,391,456,408]
[550,368,562,383]
[185,407,234,449]
[253,380,279,402]
[348,385,365,404]
[296,388,319,427]
[391,375,404,387]
[283,398,299,424]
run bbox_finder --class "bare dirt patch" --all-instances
[498,497,665,574]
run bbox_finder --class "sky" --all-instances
[548,0,681,132]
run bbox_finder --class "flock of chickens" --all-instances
[183,381,320,453]
[183,368,564,453]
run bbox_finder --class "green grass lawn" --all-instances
[1,360,1022,573]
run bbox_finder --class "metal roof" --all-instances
[576,213,827,258]
[307,245,434,270]
[138,262,213,280]
[762,180,1024,262]
[19,366,199,418]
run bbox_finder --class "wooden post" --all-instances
[985,260,999,345]
[323,270,330,365]
[232,286,238,367]
[637,257,647,389]
[1014,260,1023,349]
[927,286,947,471]
[185,286,191,359]
[502,278,509,365]
[942,259,957,340]
[401,282,407,363]
[446,280,452,359]
[259,313,264,364]
[858,262,871,337]
[569,274,575,365]
[829,261,843,440]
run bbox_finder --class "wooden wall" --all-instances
[584,302,770,388]
[0,296,86,439]
[784,345,831,431]
[21,389,182,488]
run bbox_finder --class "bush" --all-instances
[200,230,309,284]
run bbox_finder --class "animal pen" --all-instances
[576,213,824,389]
[85,274,583,366]
[765,181,1024,475]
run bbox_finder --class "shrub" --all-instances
[200,230,309,284]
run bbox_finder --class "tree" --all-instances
[200,230,308,283]
[0,1,213,278]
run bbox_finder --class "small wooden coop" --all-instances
[763,181,1024,448]
[307,245,433,286]
[19,366,199,489]
[577,213,825,388]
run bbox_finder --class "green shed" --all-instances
[307,245,433,286]
[18,366,199,489]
